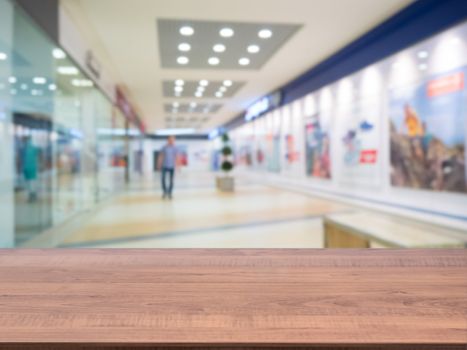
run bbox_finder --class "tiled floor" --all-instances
[60,172,349,248]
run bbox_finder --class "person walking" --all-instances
[158,136,178,199]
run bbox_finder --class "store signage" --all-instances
[427,72,464,98]
[245,90,282,121]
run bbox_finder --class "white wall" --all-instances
[58,3,118,101]
[229,20,467,230]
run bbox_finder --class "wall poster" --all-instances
[285,134,300,164]
[305,113,331,179]
[236,137,254,167]
[338,99,382,187]
[389,67,467,193]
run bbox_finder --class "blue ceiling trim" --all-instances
[223,0,467,131]
[281,0,467,105]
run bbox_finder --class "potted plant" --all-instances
[216,133,235,192]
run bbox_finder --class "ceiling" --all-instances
[157,19,300,70]
[70,0,414,133]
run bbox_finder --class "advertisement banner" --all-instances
[389,67,467,193]
[285,134,300,165]
[305,113,331,179]
[338,99,382,187]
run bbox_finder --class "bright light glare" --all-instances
[239,57,250,66]
[220,28,234,38]
[247,45,260,53]
[258,29,272,39]
[178,43,191,52]
[213,44,226,53]
[177,56,189,65]
[33,77,47,84]
[179,26,194,36]
[57,66,79,75]
[208,57,220,65]
[52,48,66,59]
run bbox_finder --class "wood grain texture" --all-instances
[0,249,466,350]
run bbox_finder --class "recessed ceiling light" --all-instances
[0,52,7,60]
[215,91,223,98]
[239,57,250,66]
[418,63,428,71]
[180,26,194,36]
[258,29,272,39]
[223,80,233,86]
[178,43,191,52]
[174,86,184,92]
[247,45,260,54]
[199,80,209,86]
[213,44,226,53]
[417,50,429,59]
[8,77,17,84]
[197,86,205,93]
[208,57,220,65]
[20,84,28,90]
[175,79,185,86]
[52,48,66,59]
[172,102,180,108]
[219,86,227,92]
[219,28,234,38]
[57,66,79,75]
[33,77,47,85]
[48,84,57,91]
[195,92,203,98]
[177,56,189,65]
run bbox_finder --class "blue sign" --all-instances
[245,90,282,121]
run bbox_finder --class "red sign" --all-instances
[427,72,464,98]
[360,150,378,164]
[115,87,146,133]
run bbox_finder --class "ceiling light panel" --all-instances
[157,19,301,70]
[164,103,222,114]
[162,80,245,98]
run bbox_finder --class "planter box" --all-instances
[216,176,235,192]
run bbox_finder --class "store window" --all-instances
[0,0,15,247]
[0,0,127,247]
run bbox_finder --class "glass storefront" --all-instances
[0,0,134,247]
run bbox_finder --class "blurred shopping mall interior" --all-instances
[0,0,466,249]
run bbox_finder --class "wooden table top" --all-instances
[0,249,466,349]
